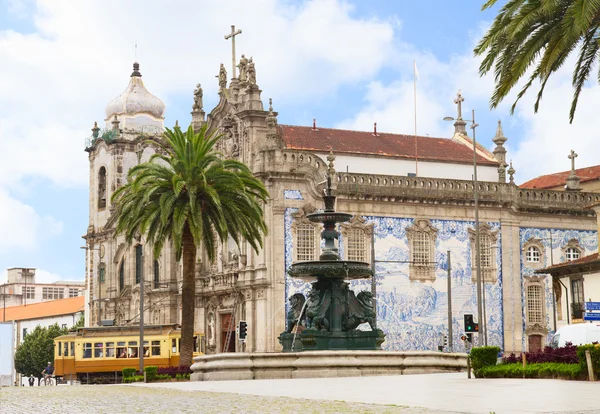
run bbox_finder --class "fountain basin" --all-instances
[280,329,384,352]
[190,350,468,381]
[306,212,353,223]
[287,260,372,281]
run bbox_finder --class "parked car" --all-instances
[550,323,600,348]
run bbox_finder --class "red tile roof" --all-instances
[279,125,499,166]
[520,165,600,189]
[0,296,84,322]
[535,252,600,275]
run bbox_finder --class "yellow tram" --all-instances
[53,324,204,382]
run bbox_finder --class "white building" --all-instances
[1,268,84,308]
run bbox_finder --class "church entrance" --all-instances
[221,312,236,353]
[528,335,542,353]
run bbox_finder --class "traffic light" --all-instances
[238,320,248,341]
[464,314,479,333]
[443,335,448,346]
[460,333,473,343]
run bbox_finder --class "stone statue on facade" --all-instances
[237,54,248,82]
[216,63,227,90]
[207,312,216,347]
[193,83,203,111]
[285,293,306,333]
[247,57,256,85]
[344,290,376,330]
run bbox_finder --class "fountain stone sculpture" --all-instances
[279,153,385,351]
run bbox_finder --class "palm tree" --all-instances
[474,0,600,122]
[112,124,269,366]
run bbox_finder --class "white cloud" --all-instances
[0,189,63,250]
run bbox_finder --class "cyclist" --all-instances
[41,362,54,385]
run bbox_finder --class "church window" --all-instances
[296,223,316,261]
[153,260,160,289]
[341,216,373,263]
[98,263,106,283]
[98,167,107,209]
[406,219,438,282]
[565,247,580,261]
[526,284,544,324]
[135,245,143,284]
[468,223,499,283]
[526,246,541,263]
[119,260,125,292]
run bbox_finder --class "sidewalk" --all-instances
[137,372,600,414]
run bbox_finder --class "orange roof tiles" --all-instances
[0,296,84,322]
[535,253,600,274]
[520,165,600,189]
[279,125,499,166]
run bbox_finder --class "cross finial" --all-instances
[454,90,465,119]
[568,149,578,172]
[224,25,242,79]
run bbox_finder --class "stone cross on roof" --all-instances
[224,25,242,78]
[568,149,578,173]
[454,90,464,120]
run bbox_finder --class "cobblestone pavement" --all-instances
[0,385,459,414]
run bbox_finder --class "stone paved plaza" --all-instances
[1,373,598,414]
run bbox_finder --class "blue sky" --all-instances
[1,0,599,284]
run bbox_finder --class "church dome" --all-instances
[105,63,165,121]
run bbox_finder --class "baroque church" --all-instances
[84,55,599,356]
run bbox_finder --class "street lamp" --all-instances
[444,109,484,347]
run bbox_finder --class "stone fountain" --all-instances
[279,153,385,351]
[190,153,467,381]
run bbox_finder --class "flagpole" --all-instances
[414,61,418,177]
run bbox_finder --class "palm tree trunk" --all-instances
[179,225,196,367]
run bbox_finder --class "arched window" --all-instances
[98,167,107,209]
[119,260,125,292]
[340,216,373,263]
[153,260,160,289]
[406,219,438,282]
[98,263,106,283]
[526,284,544,324]
[526,246,541,263]
[468,223,499,283]
[565,247,580,261]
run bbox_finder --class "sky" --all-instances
[1,0,599,284]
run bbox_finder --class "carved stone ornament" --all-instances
[523,237,545,269]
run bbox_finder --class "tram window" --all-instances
[151,341,161,356]
[94,343,104,358]
[106,342,115,358]
[193,336,199,353]
[64,342,68,357]
[128,341,138,358]
[143,341,149,357]
[178,338,181,353]
[70,342,74,357]
[83,343,92,359]
[116,342,127,358]
[58,342,62,356]
[171,339,177,354]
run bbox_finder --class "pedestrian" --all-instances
[28,376,35,386]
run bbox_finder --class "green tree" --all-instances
[474,0,600,122]
[71,314,84,330]
[14,324,68,379]
[112,124,268,366]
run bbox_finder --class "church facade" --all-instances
[84,58,599,356]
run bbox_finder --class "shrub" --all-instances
[155,374,172,381]
[502,342,578,365]
[176,373,190,381]
[470,346,500,375]
[576,344,600,380]
[144,366,158,382]
[157,365,192,378]
[122,368,137,379]
[123,375,144,383]
[478,362,583,380]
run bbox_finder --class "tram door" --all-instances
[220,313,236,353]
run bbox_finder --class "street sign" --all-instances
[584,302,600,311]
[583,313,600,321]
